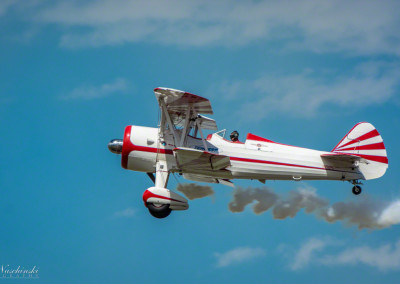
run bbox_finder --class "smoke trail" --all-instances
[177,183,214,200]
[273,187,329,219]
[229,187,278,214]
[229,186,400,229]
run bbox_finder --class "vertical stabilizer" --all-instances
[332,122,388,180]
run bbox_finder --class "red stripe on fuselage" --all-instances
[134,145,173,155]
[125,141,358,173]
[246,133,275,143]
[246,133,311,150]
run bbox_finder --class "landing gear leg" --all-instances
[146,161,172,218]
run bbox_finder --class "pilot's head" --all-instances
[230,130,239,142]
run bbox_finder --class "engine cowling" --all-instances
[143,187,189,210]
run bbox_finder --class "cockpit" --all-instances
[211,129,244,144]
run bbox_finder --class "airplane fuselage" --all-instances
[122,125,363,182]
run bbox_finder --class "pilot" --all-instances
[230,130,239,142]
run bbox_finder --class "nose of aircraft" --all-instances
[108,139,123,154]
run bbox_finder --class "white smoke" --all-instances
[377,201,400,227]
[228,186,400,230]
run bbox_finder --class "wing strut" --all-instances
[195,118,209,152]
[155,87,217,150]
[179,106,192,147]
[159,98,178,145]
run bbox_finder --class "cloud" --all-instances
[176,183,214,200]
[320,240,400,271]
[215,61,400,119]
[60,78,128,100]
[290,238,330,270]
[214,247,266,268]
[377,201,400,227]
[5,0,399,55]
[229,185,400,230]
[289,237,400,271]
[113,207,135,218]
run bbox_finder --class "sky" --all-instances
[1,0,400,283]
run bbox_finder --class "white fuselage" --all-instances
[123,125,363,182]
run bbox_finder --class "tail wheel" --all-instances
[147,203,172,219]
[352,185,362,195]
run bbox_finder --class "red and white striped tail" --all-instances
[332,122,388,180]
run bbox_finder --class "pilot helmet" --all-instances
[230,130,239,141]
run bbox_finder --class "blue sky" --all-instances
[1,0,400,283]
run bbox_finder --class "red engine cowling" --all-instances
[121,125,160,172]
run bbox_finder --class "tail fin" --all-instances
[332,122,388,180]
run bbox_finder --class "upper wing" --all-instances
[174,147,231,172]
[155,87,217,130]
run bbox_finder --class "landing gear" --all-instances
[352,185,362,195]
[145,161,173,219]
[142,162,188,219]
[147,203,172,219]
[350,180,363,195]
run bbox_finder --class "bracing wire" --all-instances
[172,172,181,186]
[156,105,161,163]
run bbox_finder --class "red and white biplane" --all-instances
[108,87,388,218]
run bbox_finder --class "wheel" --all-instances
[147,203,172,219]
[352,185,362,195]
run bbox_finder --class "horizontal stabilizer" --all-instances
[321,153,368,167]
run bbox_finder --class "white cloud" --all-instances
[61,78,128,100]
[289,237,400,271]
[3,0,398,55]
[214,247,266,268]
[290,238,329,270]
[215,61,400,119]
[113,207,136,218]
[320,240,400,271]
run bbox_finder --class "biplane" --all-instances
[108,87,388,218]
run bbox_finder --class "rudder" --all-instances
[332,122,388,180]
